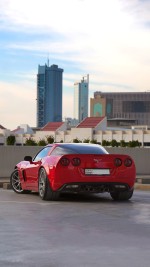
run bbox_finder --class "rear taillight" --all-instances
[71,158,81,166]
[60,158,70,166]
[114,158,122,167]
[124,158,132,167]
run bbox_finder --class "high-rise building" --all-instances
[90,91,150,126]
[37,63,63,127]
[74,75,89,122]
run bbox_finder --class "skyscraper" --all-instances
[37,63,63,127]
[74,75,89,122]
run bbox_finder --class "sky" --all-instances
[0,0,150,130]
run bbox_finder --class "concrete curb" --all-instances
[134,183,150,191]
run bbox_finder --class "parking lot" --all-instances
[0,189,150,267]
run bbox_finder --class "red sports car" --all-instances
[10,143,136,201]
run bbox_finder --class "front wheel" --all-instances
[10,169,24,194]
[110,189,134,201]
[38,168,59,201]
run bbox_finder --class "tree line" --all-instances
[6,135,141,147]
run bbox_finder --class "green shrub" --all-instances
[90,139,98,144]
[38,139,47,146]
[73,138,81,143]
[25,138,37,146]
[83,138,90,143]
[47,135,54,144]
[120,140,127,147]
[128,140,141,147]
[102,140,110,146]
[110,139,119,147]
[6,135,16,145]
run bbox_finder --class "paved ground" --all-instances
[0,189,150,267]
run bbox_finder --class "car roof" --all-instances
[46,143,108,154]
[47,143,101,148]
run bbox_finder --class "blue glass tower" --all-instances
[37,64,63,127]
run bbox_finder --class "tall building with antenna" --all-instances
[37,63,63,127]
[74,74,89,123]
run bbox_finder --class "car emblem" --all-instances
[94,159,101,163]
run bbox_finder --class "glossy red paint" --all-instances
[10,143,136,201]
[58,154,135,189]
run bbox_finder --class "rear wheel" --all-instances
[10,169,30,194]
[38,168,59,201]
[110,189,134,201]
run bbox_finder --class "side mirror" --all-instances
[24,156,32,162]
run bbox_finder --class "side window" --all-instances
[33,146,52,162]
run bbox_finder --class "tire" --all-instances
[38,168,59,201]
[110,189,134,201]
[10,169,25,194]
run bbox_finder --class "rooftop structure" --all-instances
[76,117,105,129]
[41,122,65,131]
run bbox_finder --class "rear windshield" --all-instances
[51,144,108,156]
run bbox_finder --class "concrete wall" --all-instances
[0,146,150,178]
[107,147,150,175]
[0,146,41,178]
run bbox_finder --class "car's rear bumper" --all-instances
[57,182,132,193]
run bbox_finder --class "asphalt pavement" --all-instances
[0,189,150,267]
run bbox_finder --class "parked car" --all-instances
[10,143,136,201]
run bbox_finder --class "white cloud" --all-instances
[0,81,36,129]
[3,0,150,83]
[0,0,150,128]
[0,0,125,31]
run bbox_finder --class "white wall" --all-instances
[1,128,150,147]
[71,128,93,141]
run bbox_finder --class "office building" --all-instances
[74,75,89,122]
[90,93,106,117]
[90,91,150,126]
[37,63,63,127]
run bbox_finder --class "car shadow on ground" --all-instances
[30,191,111,203]
[59,192,112,203]
[30,191,134,204]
